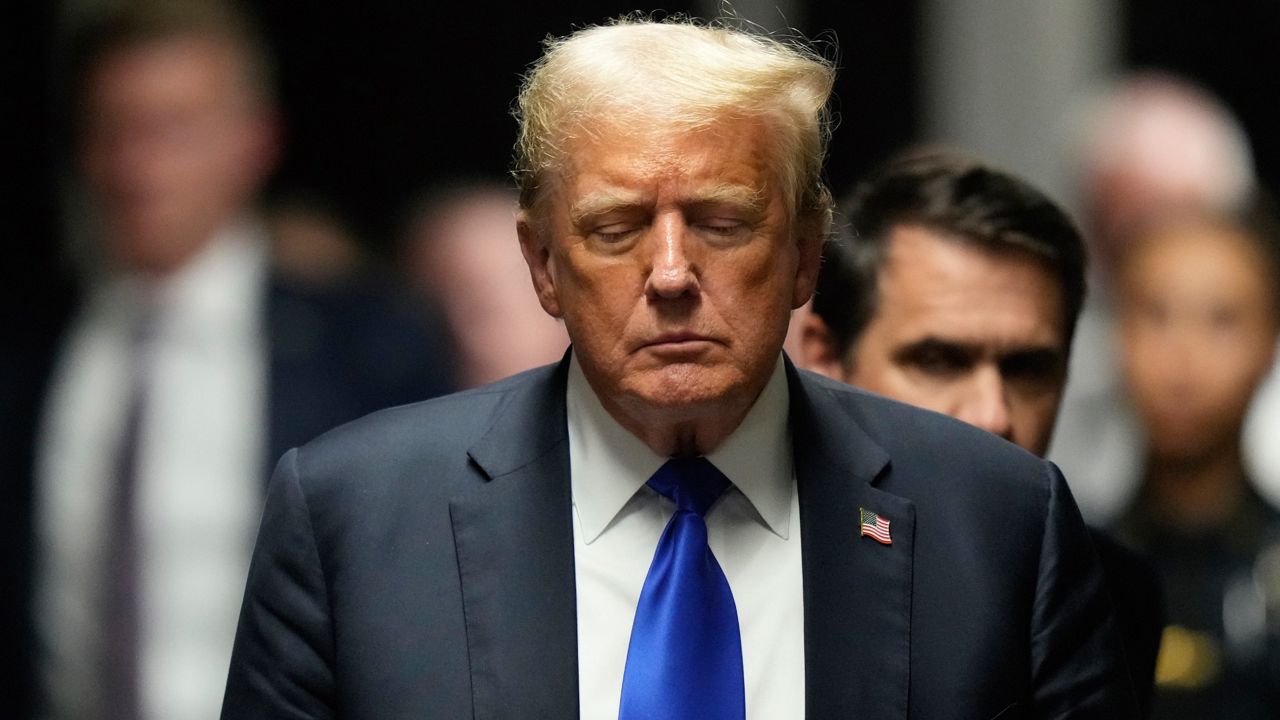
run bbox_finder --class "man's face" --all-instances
[828,225,1068,455]
[81,35,276,275]
[519,117,819,449]
[1118,223,1277,465]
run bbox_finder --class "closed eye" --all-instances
[591,223,643,243]
[999,348,1064,389]
[689,213,756,245]
[697,219,748,237]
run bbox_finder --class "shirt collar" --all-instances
[150,219,268,343]
[86,220,268,350]
[567,352,793,544]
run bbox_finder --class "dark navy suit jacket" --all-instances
[0,271,455,719]
[222,356,1138,719]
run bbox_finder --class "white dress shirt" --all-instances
[34,223,268,720]
[1242,345,1280,506]
[569,355,805,719]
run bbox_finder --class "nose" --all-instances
[644,213,699,300]
[954,365,1013,442]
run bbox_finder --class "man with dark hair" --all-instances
[802,152,1084,454]
[0,1,454,718]
[801,150,1163,714]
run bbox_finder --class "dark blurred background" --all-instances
[7,0,1275,280]
[6,0,919,320]
[7,0,1277,314]
[4,3,1280,719]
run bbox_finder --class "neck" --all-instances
[1142,443,1246,531]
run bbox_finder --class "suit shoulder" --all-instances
[797,369,1055,502]
[804,370,1041,458]
[266,269,458,397]
[295,367,546,466]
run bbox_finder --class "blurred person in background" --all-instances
[1048,73,1274,521]
[2,2,455,719]
[399,183,568,388]
[266,192,368,286]
[799,151,1163,715]
[1112,205,1280,719]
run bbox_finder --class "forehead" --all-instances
[1120,224,1277,307]
[554,116,781,206]
[873,225,1066,349]
[87,35,246,108]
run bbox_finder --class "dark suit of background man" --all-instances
[223,18,1138,719]
[799,151,1164,716]
[0,2,455,719]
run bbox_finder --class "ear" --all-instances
[796,310,846,380]
[791,224,823,309]
[517,212,563,318]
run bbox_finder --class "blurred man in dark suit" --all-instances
[223,18,1135,719]
[801,151,1164,715]
[0,2,454,718]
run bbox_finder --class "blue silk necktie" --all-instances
[619,457,746,719]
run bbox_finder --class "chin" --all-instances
[623,365,746,414]
[1146,426,1224,466]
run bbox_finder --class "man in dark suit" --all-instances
[223,18,1137,719]
[0,2,454,719]
[799,151,1163,715]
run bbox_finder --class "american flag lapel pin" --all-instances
[859,507,892,545]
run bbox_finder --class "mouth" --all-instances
[641,332,718,352]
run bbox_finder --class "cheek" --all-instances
[899,385,952,416]
[555,263,637,344]
[1222,327,1276,381]
[718,251,801,343]
[848,354,936,409]
[1120,331,1166,391]
[1187,320,1269,395]
[200,132,253,187]
[723,233,796,285]
[1204,353,1268,412]
[1011,392,1060,430]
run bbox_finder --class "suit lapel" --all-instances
[451,358,579,719]
[790,364,915,718]
[449,358,916,718]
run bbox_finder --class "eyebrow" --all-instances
[893,336,1065,365]
[685,183,767,214]
[569,190,647,227]
[892,337,979,363]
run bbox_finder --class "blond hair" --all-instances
[513,16,836,233]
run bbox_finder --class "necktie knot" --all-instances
[647,457,731,517]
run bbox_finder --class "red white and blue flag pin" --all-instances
[859,507,892,545]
